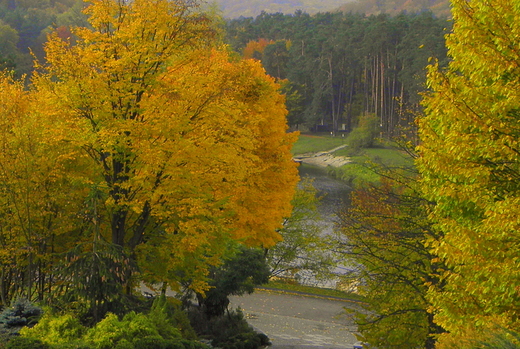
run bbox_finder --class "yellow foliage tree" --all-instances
[418,0,520,346]
[0,0,298,301]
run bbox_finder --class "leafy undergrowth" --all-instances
[264,280,365,302]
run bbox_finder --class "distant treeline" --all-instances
[0,0,88,74]
[226,11,451,136]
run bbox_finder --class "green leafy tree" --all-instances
[418,0,520,346]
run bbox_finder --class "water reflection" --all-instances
[298,163,352,217]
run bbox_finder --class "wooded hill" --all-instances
[215,0,451,18]
[339,0,450,18]
[214,0,349,18]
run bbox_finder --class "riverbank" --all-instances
[294,144,351,168]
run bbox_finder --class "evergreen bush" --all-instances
[19,313,86,345]
[0,299,43,337]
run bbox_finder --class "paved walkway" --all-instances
[229,289,361,349]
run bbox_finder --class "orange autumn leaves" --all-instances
[0,0,298,293]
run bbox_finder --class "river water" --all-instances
[294,163,353,288]
[298,163,352,218]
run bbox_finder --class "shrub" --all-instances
[6,337,49,349]
[133,335,167,349]
[114,339,134,349]
[346,114,379,152]
[148,296,187,340]
[190,308,270,349]
[19,313,86,345]
[0,299,43,337]
[84,312,130,349]
[52,342,94,349]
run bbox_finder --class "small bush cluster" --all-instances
[345,114,379,154]
[189,308,270,349]
[0,293,270,349]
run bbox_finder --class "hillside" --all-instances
[214,0,352,18]
[338,0,451,17]
[215,0,450,18]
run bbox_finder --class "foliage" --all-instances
[194,246,270,318]
[334,154,442,348]
[217,0,351,18]
[338,0,450,17]
[344,114,380,153]
[475,329,520,349]
[57,237,133,323]
[418,0,520,345]
[189,308,269,349]
[20,313,86,346]
[226,11,449,136]
[6,337,49,349]
[19,296,205,349]
[0,299,43,338]
[0,0,298,309]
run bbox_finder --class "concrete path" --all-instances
[229,289,361,349]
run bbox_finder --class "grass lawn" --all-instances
[292,133,347,155]
[330,144,415,186]
[334,145,413,168]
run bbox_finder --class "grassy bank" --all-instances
[264,279,365,302]
[293,133,414,186]
[292,133,347,155]
[331,145,414,185]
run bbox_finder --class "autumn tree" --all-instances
[0,0,298,308]
[418,0,520,346]
[335,166,442,348]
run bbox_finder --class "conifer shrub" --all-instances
[17,296,204,349]
[19,313,86,345]
[0,299,43,338]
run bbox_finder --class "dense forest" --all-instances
[214,0,450,19]
[226,10,449,137]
